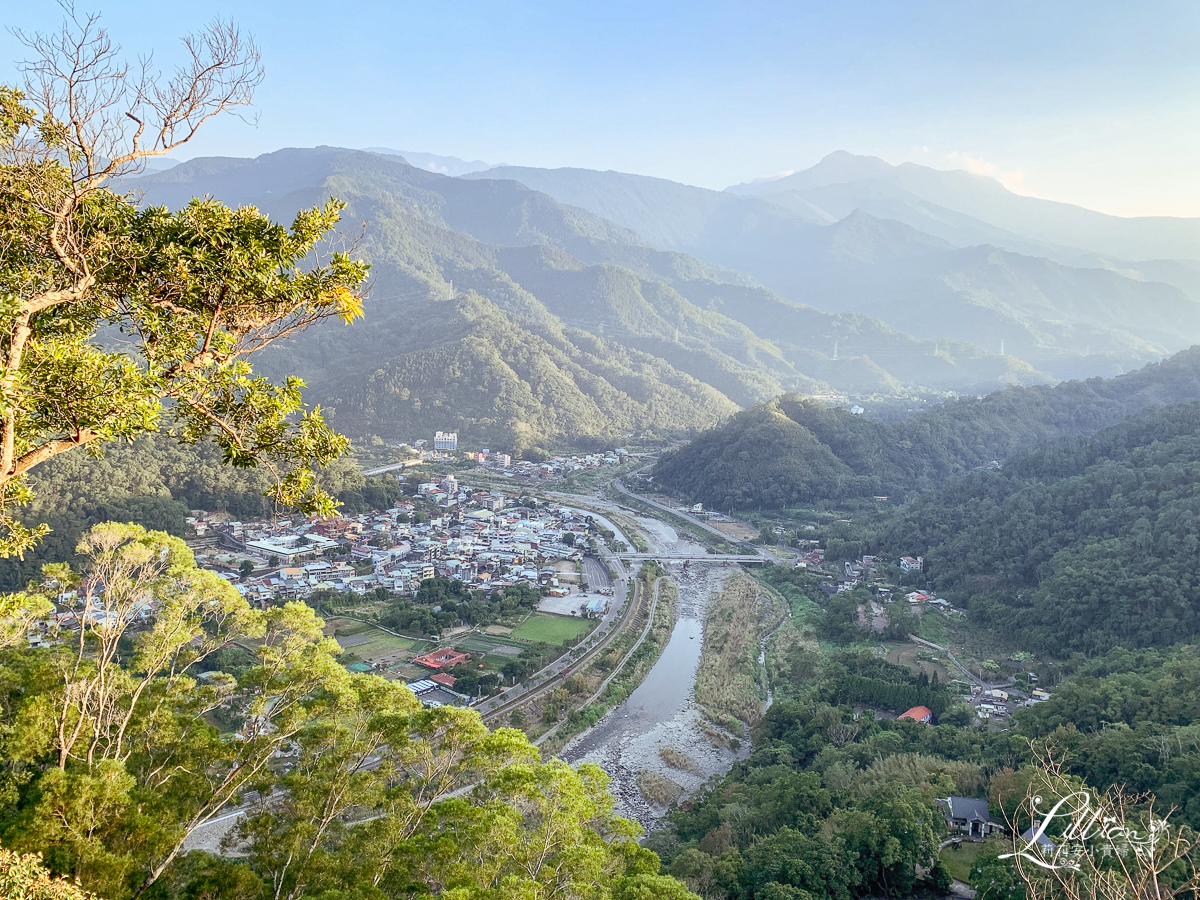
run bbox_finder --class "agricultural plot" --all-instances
[456,635,526,657]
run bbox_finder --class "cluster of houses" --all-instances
[189,476,602,607]
[437,446,631,481]
[970,684,1052,721]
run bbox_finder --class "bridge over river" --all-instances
[616,552,771,565]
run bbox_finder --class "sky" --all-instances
[4,1,1199,218]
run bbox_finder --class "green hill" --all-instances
[128,148,1037,448]
[879,401,1200,652]
[653,345,1200,508]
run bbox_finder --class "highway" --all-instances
[581,556,612,591]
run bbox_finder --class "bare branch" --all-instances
[12,8,263,186]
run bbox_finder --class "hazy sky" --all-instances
[5,1,1199,217]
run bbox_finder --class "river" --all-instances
[560,505,745,827]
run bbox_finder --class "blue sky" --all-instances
[5,1,1198,216]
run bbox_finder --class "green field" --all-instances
[510,613,594,645]
[938,839,989,883]
[348,632,415,656]
[457,635,526,654]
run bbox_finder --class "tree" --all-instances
[238,560,254,580]
[998,753,1200,900]
[0,850,96,900]
[1,524,348,897]
[0,10,368,557]
[0,523,698,899]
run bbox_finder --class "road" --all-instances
[609,477,778,562]
[360,460,423,476]
[473,500,637,723]
[617,552,769,564]
[475,572,642,725]
[581,556,612,592]
[536,575,664,746]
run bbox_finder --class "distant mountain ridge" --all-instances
[127,147,1029,450]
[465,154,1200,378]
[362,147,498,176]
[730,150,1200,262]
[652,345,1200,510]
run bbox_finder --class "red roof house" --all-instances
[430,672,457,687]
[412,648,471,670]
[898,705,933,724]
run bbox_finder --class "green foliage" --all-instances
[879,402,1200,652]
[0,523,691,899]
[0,848,95,899]
[654,349,1200,509]
[0,71,369,556]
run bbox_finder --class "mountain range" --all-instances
[466,152,1200,377]
[127,147,1035,450]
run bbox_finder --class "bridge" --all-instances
[616,553,771,566]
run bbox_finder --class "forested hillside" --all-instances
[127,148,1034,449]
[874,401,1200,652]
[653,346,1200,508]
[468,156,1200,376]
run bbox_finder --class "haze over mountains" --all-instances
[123,144,1200,450]
[466,152,1200,379]
[127,147,1039,450]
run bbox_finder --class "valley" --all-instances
[8,7,1200,900]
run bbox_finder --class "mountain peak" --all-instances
[727,151,894,195]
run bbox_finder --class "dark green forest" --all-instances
[653,346,1200,509]
[870,401,1200,652]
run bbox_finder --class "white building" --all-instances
[434,431,458,451]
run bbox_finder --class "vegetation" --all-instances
[875,401,1200,652]
[694,573,785,731]
[0,17,368,557]
[511,611,595,644]
[0,523,695,899]
[637,770,685,809]
[660,747,703,775]
[377,579,542,635]
[663,587,1200,899]
[653,349,1200,509]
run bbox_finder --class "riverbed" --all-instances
[560,505,746,828]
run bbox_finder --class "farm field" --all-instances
[456,634,526,656]
[510,612,595,644]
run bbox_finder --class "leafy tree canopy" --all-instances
[0,11,368,557]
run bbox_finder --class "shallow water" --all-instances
[568,613,703,754]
